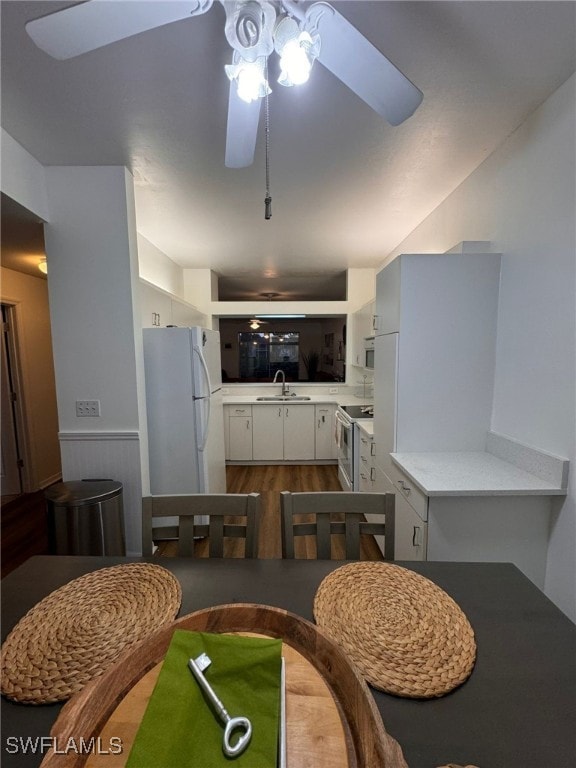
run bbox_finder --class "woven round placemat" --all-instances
[1,563,181,704]
[313,562,476,698]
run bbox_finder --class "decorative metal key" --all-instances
[188,653,252,758]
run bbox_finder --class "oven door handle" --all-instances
[335,411,350,428]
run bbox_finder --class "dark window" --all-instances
[238,332,299,381]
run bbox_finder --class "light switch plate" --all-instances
[76,400,100,417]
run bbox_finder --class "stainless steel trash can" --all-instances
[45,479,125,555]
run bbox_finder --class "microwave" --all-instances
[364,337,375,369]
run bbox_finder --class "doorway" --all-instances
[1,304,26,499]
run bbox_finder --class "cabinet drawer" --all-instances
[358,465,375,492]
[357,429,375,492]
[394,493,427,561]
[229,406,252,416]
[388,462,428,521]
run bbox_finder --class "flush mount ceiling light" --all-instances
[25,0,423,171]
[38,259,48,274]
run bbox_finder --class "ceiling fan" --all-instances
[248,318,268,329]
[25,0,423,169]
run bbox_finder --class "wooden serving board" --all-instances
[41,604,407,768]
[84,634,347,768]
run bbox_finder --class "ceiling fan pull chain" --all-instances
[264,60,272,220]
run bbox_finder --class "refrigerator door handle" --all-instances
[193,344,212,451]
[197,396,211,452]
[193,344,212,398]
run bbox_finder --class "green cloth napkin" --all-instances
[126,630,282,768]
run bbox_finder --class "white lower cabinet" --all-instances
[357,426,376,491]
[252,404,315,461]
[226,406,253,461]
[393,493,427,560]
[284,405,315,460]
[226,402,337,463]
[252,406,283,460]
[376,456,551,585]
[373,464,427,560]
[315,405,337,460]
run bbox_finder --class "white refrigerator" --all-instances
[143,326,227,495]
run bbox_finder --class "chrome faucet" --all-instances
[273,369,289,396]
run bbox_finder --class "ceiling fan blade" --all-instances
[25,0,214,60]
[304,2,423,126]
[225,85,261,168]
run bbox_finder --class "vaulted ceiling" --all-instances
[1,1,575,293]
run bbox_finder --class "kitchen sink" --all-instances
[256,396,311,401]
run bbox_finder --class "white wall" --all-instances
[0,129,49,221]
[347,268,376,310]
[382,74,576,620]
[183,269,218,318]
[137,234,185,299]
[44,166,145,554]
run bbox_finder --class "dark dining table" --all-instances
[2,556,575,768]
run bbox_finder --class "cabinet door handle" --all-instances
[397,479,411,495]
[370,468,376,481]
[370,443,376,456]
[246,420,250,430]
[278,408,281,417]
[412,526,422,546]
[285,408,289,418]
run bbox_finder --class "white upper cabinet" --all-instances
[351,300,376,366]
[374,258,401,335]
[374,252,502,453]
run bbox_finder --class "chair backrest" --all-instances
[280,491,395,560]
[142,493,260,558]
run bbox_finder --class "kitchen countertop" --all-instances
[357,421,374,436]
[222,393,371,407]
[391,451,568,496]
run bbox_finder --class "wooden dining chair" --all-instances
[142,493,260,558]
[280,491,395,560]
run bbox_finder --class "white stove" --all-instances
[335,404,374,491]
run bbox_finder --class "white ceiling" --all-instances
[1,1,575,290]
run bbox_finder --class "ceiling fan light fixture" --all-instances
[224,0,276,62]
[274,17,320,87]
[225,53,271,103]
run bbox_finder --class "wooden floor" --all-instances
[1,490,50,578]
[0,466,383,576]
[156,465,384,560]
